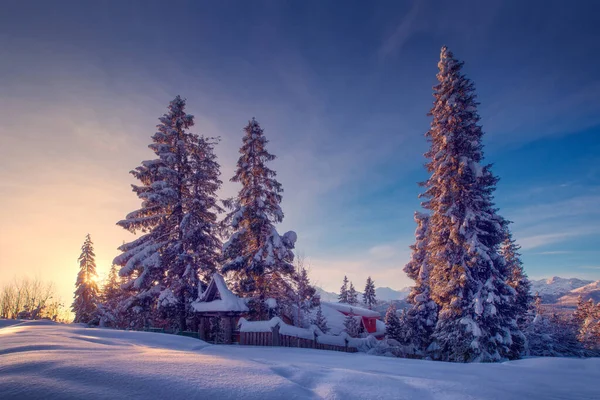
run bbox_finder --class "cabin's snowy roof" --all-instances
[308,303,383,336]
[238,317,281,333]
[320,302,380,318]
[191,273,249,313]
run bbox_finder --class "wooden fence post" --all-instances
[272,324,280,346]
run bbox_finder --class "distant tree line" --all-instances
[0,277,70,322]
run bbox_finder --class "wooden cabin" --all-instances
[320,301,386,338]
[191,273,249,344]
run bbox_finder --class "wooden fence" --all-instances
[239,319,359,353]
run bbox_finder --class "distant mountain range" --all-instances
[315,286,410,303]
[530,276,595,304]
[316,276,600,310]
[553,280,600,306]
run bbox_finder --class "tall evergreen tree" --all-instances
[338,276,349,303]
[574,296,590,326]
[221,118,297,319]
[501,228,532,326]
[402,212,438,353]
[420,46,519,362]
[363,276,377,309]
[576,298,600,350]
[533,292,542,315]
[99,265,126,327]
[348,282,359,306]
[72,234,100,324]
[385,303,402,341]
[114,96,223,330]
[102,265,121,303]
[294,266,318,327]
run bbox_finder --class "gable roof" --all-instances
[191,273,249,313]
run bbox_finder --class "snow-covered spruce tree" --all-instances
[294,264,318,327]
[533,292,542,315]
[98,264,121,327]
[261,261,318,327]
[420,46,520,362]
[402,212,438,354]
[114,96,223,331]
[344,310,361,338]
[102,265,121,304]
[348,282,359,306]
[385,303,402,341]
[363,276,377,309]
[99,264,131,328]
[576,298,600,350]
[338,276,349,303]
[501,228,532,326]
[501,228,531,357]
[573,296,589,326]
[312,304,329,333]
[72,234,100,324]
[221,118,297,320]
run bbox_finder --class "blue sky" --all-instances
[1,1,599,301]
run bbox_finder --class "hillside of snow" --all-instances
[530,276,593,303]
[2,320,600,399]
[314,287,339,302]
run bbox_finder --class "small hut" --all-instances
[318,301,386,338]
[191,273,248,344]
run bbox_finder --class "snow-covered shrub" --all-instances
[312,305,329,333]
[524,313,589,357]
[343,313,361,338]
[359,337,422,359]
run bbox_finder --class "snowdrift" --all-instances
[1,320,600,399]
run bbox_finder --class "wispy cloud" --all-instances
[509,195,600,226]
[507,193,600,252]
[535,251,573,255]
[378,1,422,60]
[368,244,399,259]
[519,226,600,250]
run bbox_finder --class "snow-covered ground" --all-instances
[1,320,599,400]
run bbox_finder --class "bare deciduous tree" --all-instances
[0,277,70,322]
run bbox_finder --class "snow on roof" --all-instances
[314,303,347,335]
[265,298,277,309]
[238,317,317,340]
[238,317,281,333]
[279,323,315,340]
[374,319,386,336]
[307,303,384,337]
[320,302,380,318]
[191,273,249,313]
